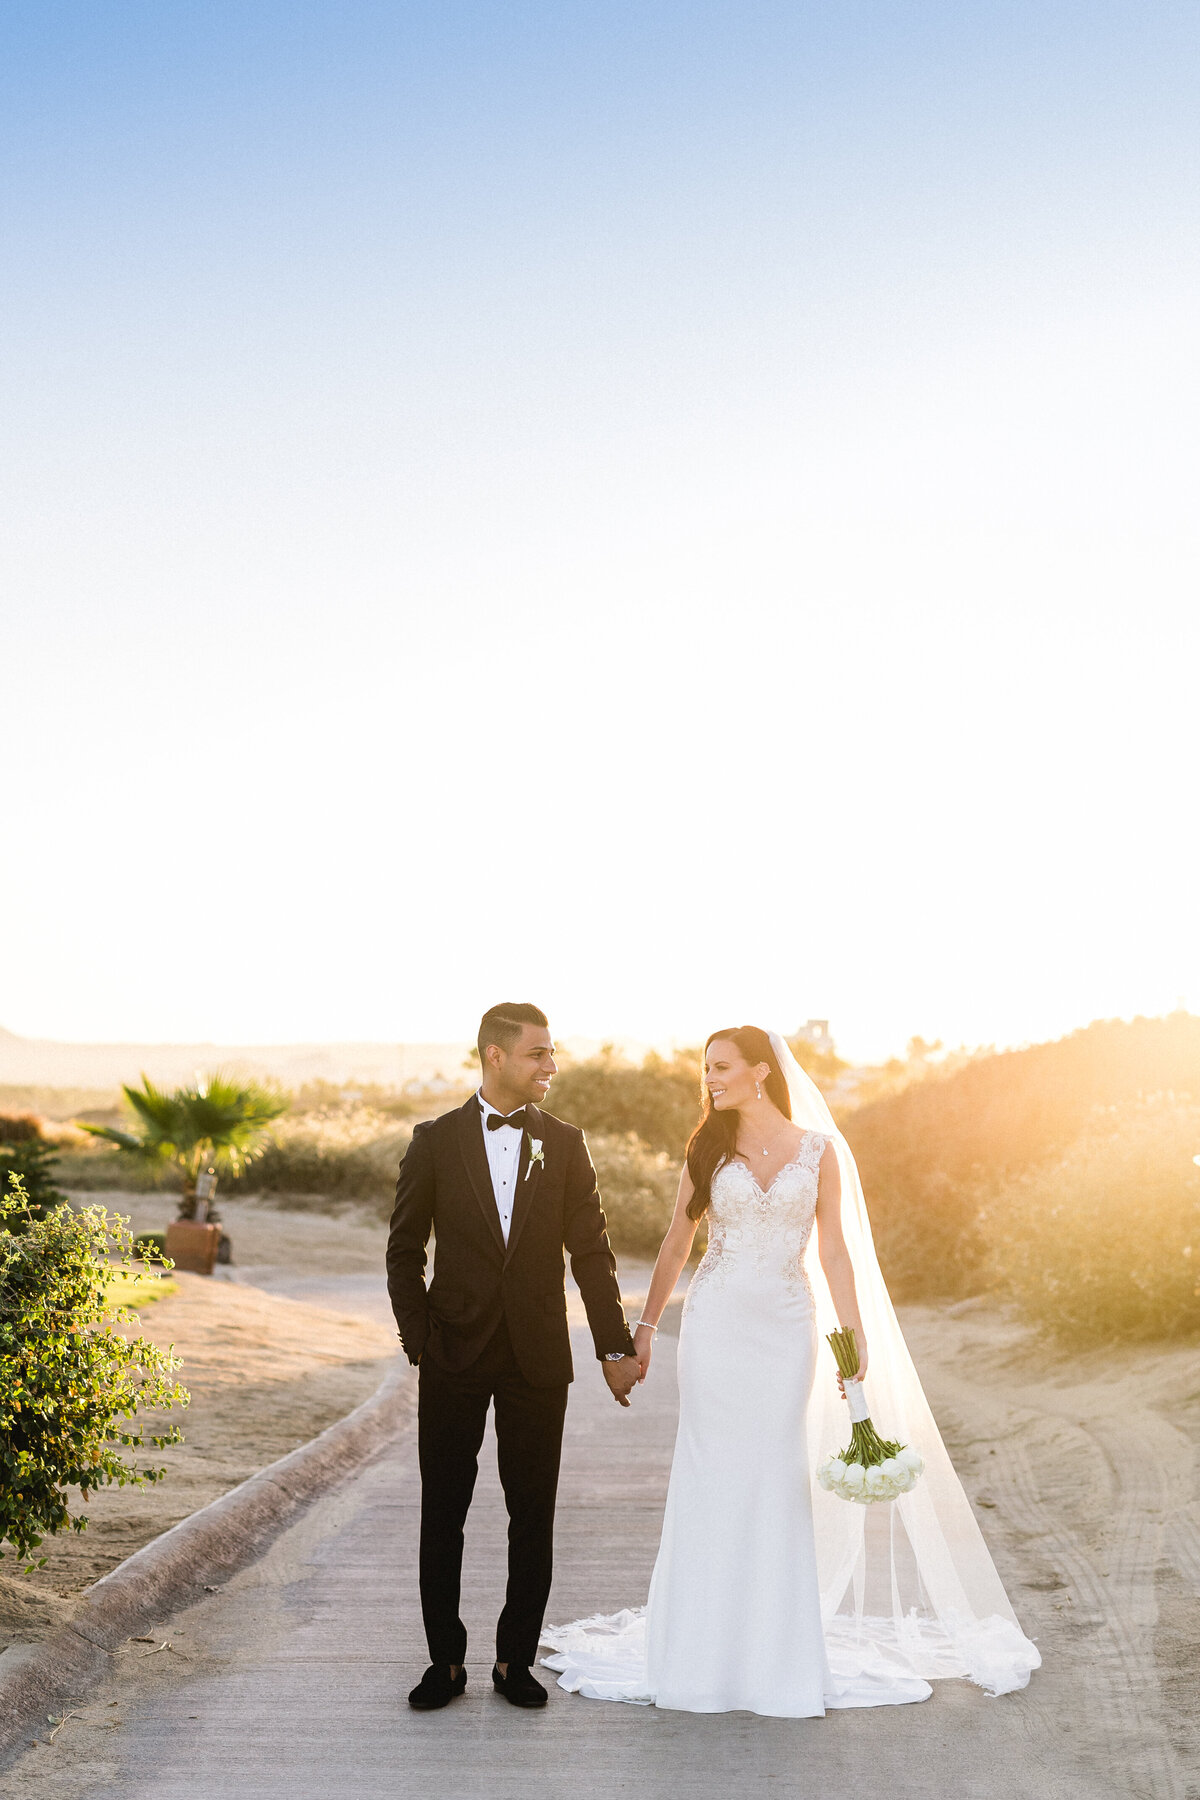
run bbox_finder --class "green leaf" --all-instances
[0,1172,190,1560]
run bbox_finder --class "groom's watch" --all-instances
[604,1351,630,1362]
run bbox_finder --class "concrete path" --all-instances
[6,1318,1127,1800]
[216,1264,398,1330]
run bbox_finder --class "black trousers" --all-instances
[417,1315,569,1669]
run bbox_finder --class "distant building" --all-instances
[794,1019,834,1056]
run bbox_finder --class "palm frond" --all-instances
[76,1122,167,1159]
[122,1076,190,1147]
[89,1071,289,1179]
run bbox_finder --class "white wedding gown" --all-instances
[541,1127,1040,1718]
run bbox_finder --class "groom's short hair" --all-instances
[477,1002,549,1064]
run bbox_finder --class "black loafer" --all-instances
[492,1663,547,1708]
[408,1664,467,1709]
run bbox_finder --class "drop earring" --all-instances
[755,1081,762,1101]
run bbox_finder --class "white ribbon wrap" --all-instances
[844,1378,870,1423]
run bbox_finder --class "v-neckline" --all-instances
[730,1129,811,1197]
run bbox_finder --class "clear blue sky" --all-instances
[2,2,1197,1060]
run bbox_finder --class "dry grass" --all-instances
[234,1106,411,1209]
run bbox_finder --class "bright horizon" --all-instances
[2,4,1197,1067]
[0,1009,1192,1075]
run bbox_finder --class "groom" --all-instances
[387,1002,641,1711]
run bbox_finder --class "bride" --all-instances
[541,1026,1041,1717]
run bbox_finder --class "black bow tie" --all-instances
[486,1109,527,1132]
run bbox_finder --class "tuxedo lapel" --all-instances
[504,1103,544,1261]
[454,1097,506,1256]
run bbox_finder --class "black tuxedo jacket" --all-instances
[386,1097,636,1387]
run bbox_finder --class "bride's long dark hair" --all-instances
[685,1025,792,1221]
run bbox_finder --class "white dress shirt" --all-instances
[476,1090,525,1247]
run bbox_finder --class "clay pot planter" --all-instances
[164,1220,223,1275]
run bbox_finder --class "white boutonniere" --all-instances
[525,1137,545,1181]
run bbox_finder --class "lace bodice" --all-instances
[684,1129,828,1308]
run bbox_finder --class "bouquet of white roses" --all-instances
[816,1327,925,1505]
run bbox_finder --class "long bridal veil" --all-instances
[768,1031,1040,1696]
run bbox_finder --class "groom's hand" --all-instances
[602,1355,641,1406]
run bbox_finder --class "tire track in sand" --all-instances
[953,1379,1189,1800]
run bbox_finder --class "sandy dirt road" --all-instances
[5,1254,1198,1799]
[902,1301,1200,1800]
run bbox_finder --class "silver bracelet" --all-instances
[634,1318,659,1334]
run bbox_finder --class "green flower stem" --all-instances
[827,1325,861,1381]
[837,1420,903,1467]
[827,1326,901,1466]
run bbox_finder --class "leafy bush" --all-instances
[588,1132,682,1259]
[841,1013,1200,1299]
[52,1147,178,1193]
[551,1037,844,1160]
[235,1108,412,1213]
[983,1096,1200,1343]
[551,1049,702,1156]
[0,1114,67,1230]
[787,1034,850,1088]
[225,1105,674,1245]
[0,1176,189,1564]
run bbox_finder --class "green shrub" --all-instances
[551,1038,844,1161]
[983,1096,1200,1343]
[787,1034,850,1088]
[234,1108,412,1213]
[0,1115,67,1230]
[841,1013,1200,1300]
[238,1111,675,1245]
[551,1050,702,1156]
[588,1132,682,1259]
[0,1176,189,1564]
[51,1148,178,1193]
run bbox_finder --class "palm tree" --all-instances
[80,1073,288,1219]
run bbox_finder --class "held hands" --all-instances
[632,1323,654,1382]
[602,1355,642,1407]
